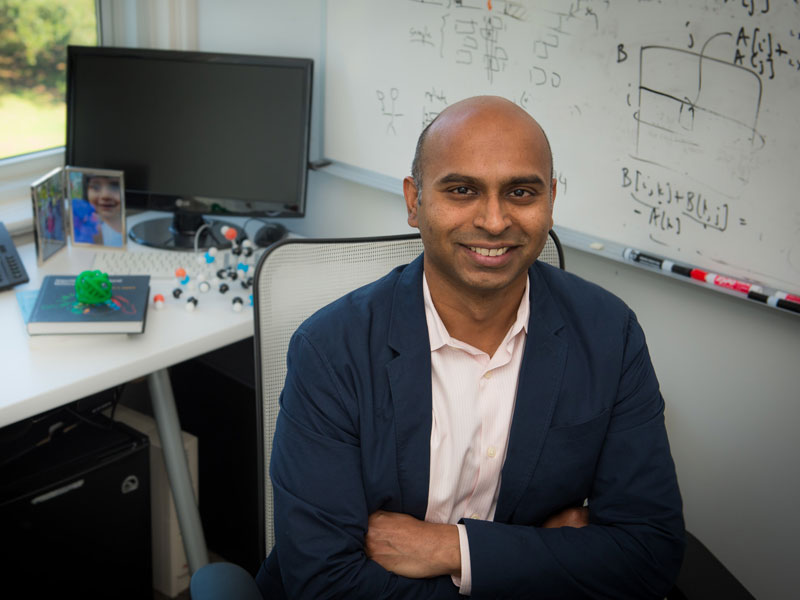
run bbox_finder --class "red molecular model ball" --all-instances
[175,267,187,279]
[223,226,238,241]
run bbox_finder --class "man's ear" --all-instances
[403,177,420,227]
[548,177,557,230]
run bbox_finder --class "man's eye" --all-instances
[451,186,471,194]
[510,188,533,197]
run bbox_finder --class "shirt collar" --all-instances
[422,272,530,354]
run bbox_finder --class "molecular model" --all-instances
[153,225,257,312]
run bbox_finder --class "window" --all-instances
[0,0,97,161]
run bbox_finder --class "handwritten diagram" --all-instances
[376,88,404,134]
[634,40,765,196]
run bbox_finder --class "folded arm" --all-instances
[272,312,684,599]
[270,332,462,599]
[359,313,683,599]
[364,506,589,579]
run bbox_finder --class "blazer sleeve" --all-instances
[463,311,686,599]
[270,331,461,600]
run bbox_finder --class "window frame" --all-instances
[0,0,197,235]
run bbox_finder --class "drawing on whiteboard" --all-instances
[406,1,609,91]
[422,87,449,128]
[530,65,561,87]
[409,24,435,46]
[634,39,765,196]
[480,15,508,82]
[376,88,404,135]
[733,24,800,80]
[526,2,609,72]
[735,0,771,18]
[622,166,732,240]
[452,0,527,20]
[534,32,559,60]
[532,1,609,41]
[453,17,479,64]
[407,0,533,83]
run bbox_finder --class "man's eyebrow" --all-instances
[435,173,547,187]
[505,175,546,187]
[436,173,482,186]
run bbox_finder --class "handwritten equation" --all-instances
[733,25,800,80]
[622,166,738,239]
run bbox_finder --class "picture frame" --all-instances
[30,166,68,265]
[65,166,127,249]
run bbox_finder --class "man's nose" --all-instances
[474,194,510,235]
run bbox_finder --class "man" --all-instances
[257,96,685,598]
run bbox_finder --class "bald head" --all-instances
[410,96,554,196]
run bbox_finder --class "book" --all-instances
[26,275,150,335]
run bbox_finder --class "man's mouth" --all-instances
[468,246,510,257]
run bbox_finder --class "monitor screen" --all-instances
[65,46,312,249]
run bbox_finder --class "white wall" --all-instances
[564,247,799,600]
[197,2,799,597]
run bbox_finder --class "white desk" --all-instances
[0,227,258,573]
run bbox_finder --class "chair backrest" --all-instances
[252,230,564,558]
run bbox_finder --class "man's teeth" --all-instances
[469,246,509,257]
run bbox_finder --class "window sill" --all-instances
[0,148,64,237]
[0,197,34,236]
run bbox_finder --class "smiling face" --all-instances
[404,96,556,305]
[86,176,121,221]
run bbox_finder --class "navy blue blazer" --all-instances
[259,255,685,599]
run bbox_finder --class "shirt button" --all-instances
[487,446,496,458]
[483,371,492,380]
[470,513,480,520]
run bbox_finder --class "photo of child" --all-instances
[66,167,126,248]
[30,166,68,264]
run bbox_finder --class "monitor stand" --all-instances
[128,211,238,251]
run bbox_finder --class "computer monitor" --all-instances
[65,46,312,250]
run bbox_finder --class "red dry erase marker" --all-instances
[689,268,708,282]
[690,269,762,294]
[775,291,800,304]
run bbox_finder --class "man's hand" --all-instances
[365,505,587,579]
[365,510,461,579]
[542,506,590,529]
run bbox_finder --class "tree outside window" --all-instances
[0,0,97,160]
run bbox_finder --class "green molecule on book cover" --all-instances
[74,270,113,305]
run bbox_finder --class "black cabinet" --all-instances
[0,411,151,598]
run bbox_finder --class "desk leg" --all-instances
[147,368,209,573]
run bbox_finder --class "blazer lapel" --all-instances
[495,264,568,522]
[386,256,432,520]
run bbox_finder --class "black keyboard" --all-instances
[0,222,29,291]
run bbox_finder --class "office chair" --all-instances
[190,231,564,599]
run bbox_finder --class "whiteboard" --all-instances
[324,0,800,294]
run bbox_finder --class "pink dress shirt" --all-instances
[422,275,530,595]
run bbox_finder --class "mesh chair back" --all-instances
[252,230,563,557]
